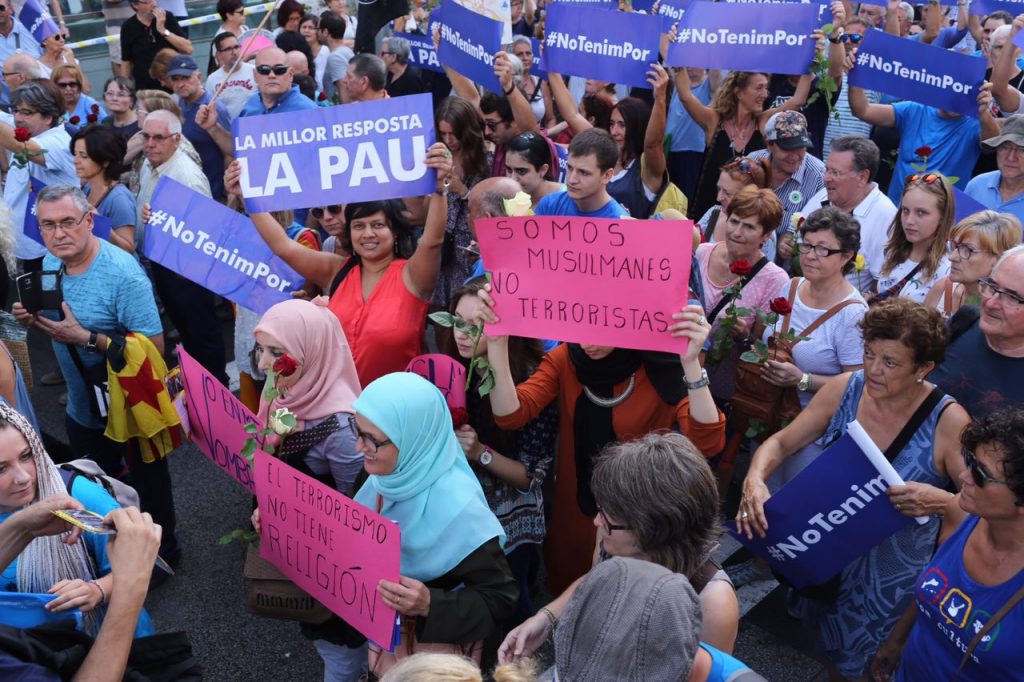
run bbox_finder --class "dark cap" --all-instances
[166,55,199,78]
[765,110,813,151]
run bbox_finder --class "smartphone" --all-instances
[16,271,63,313]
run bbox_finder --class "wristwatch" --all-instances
[479,448,493,466]
[163,28,171,36]
[85,331,99,353]
[685,368,710,391]
[798,372,812,392]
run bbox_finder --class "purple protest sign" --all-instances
[543,5,661,89]
[727,433,912,589]
[666,1,819,75]
[18,0,59,44]
[970,0,1024,14]
[233,93,436,213]
[953,188,988,224]
[437,0,502,92]
[143,177,302,315]
[397,32,443,73]
[553,0,617,7]
[848,30,985,117]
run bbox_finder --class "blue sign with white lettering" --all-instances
[232,92,436,213]
[553,0,617,7]
[847,30,985,117]
[969,0,1024,14]
[143,177,302,315]
[437,0,503,92]
[666,1,819,75]
[397,32,443,74]
[18,0,59,44]
[543,5,662,89]
[727,433,912,589]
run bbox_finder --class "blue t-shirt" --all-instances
[535,191,628,218]
[85,184,137,233]
[889,101,981,202]
[69,94,107,123]
[702,643,753,682]
[964,171,1024,227]
[43,240,162,430]
[177,91,231,199]
[667,77,712,153]
[239,85,317,117]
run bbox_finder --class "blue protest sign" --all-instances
[970,0,1024,15]
[233,92,436,213]
[666,1,819,75]
[25,179,111,246]
[553,0,617,7]
[847,30,985,117]
[437,0,502,92]
[543,5,661,89]
[727,433,912,589]
[18,0,59,44]
[529,38,548,81]
[143,177,302,315]
[720,0,833,24]
[953,188,988,224]
[397,32,443,73]
[555,144,568,183]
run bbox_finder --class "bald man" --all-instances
[238,46,316,116]
[2,54,41,96]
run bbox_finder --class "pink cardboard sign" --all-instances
[475,216,694,353]
[177,346,260,493]
[255,451,401,648]
[405,354,467,410]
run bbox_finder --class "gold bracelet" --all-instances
[540,606,558,633]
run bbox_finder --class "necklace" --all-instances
[583,374,636,408]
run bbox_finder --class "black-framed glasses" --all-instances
[978,277,1024,308]
[347,415,393,453]
[962,447,1008,488]
[946,240,991,260]
[255,64,289,76]
[483,119,503,131]
[597,508,628,533]
[796,242,845,258]
[39,211,89,233]
[311,205,342,219]
[218,43,241,52]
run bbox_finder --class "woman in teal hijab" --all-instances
[352,372,518,667]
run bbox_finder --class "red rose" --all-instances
[273,354,299,377]
[13,127,30,143]
[86,114,98,123]
[69,116,80,125]
[729,260,753,277]
[769,297,793,315]
[317,91,327,101]
[90,103,100,114]
[915,146,932,158]
[450,406,469,429]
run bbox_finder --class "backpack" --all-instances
[58,459,140,509]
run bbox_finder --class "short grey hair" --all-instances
[7,54,41,79]
[382,36,411,65]
[992,244,1024,277]
[898,1,913,17]
[830,135,880,179]
[144,108,182,134]
[36,184,91,215]
[350,53,387,91]
[511,35,532,51]
[11,82,61,127]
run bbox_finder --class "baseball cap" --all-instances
[765,110,813,151]
[166,55,199,78]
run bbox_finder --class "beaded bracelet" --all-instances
[90,580,107,604]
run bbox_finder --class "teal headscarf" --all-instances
[353,373,505,581]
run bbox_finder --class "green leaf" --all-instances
[240,439,257,458]
[474,356,490,371]
[745,420,766,439]
[428,311,457,328]
[243,422,258,434]
[739,351,763,363]
[218,532,235,545]
[820,22,834,35]
[477,369,496,397]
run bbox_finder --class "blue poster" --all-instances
[18,0,59,44]
[397,32,443,74]
[25,178,112,245]
[970,0,1024,14]
[554,0,617,7]
[437,0,502,92]
[543,5,662,89]
[142,177,302,315]
[847,30,985,117]
[666,2,819,75]
[232,92,436,213]
[727,433,912,589]
[631,0,694,28]
[953,188,987,224]
[529,37,548,81]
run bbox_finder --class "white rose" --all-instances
[268,408,297,436]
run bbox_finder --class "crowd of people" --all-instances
[0,0,1023,679]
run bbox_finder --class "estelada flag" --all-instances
[104,333,183,463]
[355,0,410,54]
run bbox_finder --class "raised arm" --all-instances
[977,81,1000,143]
[547,71,592,134]
[884,0,902,36]
[403,143,452,300]
[641,64,669,197]
[495,51,539,133]
[672,67,717,140]
[827,2,847,79]
[848,72,897,128]
[993,15,1024,114]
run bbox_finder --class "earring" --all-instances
[916,377,924,383]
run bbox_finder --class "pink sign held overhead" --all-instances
[254,452,401,648]
[177,346,260,493]
[475,216,694,354]
[405,354,467,410]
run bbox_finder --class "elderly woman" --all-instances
[923,210,1023,317]
[737,298,970,681]
[499,431,740,660]
[53,64,105,124]
[697,156,772,245]
[510,36,551,127]
[350,372,518,676]
[480,293,725,594]
[0,403,154,638]
[872,406,1024,681]
[71,124,136,253]
[38,31,87,87]
[99,76,140,140]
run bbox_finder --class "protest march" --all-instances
[2,0,1024,679]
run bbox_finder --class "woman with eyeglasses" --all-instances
[922,210,1022,318]
[51,64,104,124]
[99,76,140,140]
[500,431,740,663]
[299,14,329,88]
[871,173,954,304]
[503,132,561,210]
[38,31,87,89]
[737,298,969,681]
[209,0,247,73]
[70,124,136,254]
[871,405,1024,682]
[249,297,366,681]
[226,143,452,387]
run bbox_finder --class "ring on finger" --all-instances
[697,316,707,326]
[741,511,750,519]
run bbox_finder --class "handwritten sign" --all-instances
[476,216,693,353]
[178,346,260,493]
[255,451,401,647]
[233,93,436,213]
[406,354,467,410]
[437,0,503,92]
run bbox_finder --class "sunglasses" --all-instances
[255,64,289,76]
[962,447,1008,488]
[311,205,342,219]
[841,33,863,43]
[140,132,179,142]
[56,81,80,89]
[906,173,941,185]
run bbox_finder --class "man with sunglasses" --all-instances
[206,32,256,119]
[238,46,316,117]
[929,245,1024,417]
[119,0,192,91]
[0,1,41,109]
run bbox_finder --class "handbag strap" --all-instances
[944,278,953,314]
[703,207,720,243]
[954,581,1024,679]
[875,261,925,302]
[883,387,945,463]
[778,280,866,350]
[328,256,360,297]
[707,256,770,324]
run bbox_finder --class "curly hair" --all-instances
[883,173,956,281]
[726,185,783,236]
[800,206,861,274]
[858,297,949,367]
[961,405,1024,505]
[710,71,768,122]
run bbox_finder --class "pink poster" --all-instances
[254,452,401,648]
[406,354,467,410]
[475,216,694,353]
[177,346,260,493]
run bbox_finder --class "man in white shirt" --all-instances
[0,2,40,107]
[800,135,898,292]
[205,32,256,119]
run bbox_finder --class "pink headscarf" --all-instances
[254,297,361,426]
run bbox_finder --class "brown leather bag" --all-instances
[730,279,864,439]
